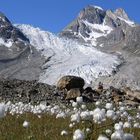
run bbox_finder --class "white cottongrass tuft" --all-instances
[81,104,87,110]
[114,123,123,131]
[71,113,80,123]
[86,128,91,133]
[111,130,124,140]
[56,112,66,119]
[61,130,68,136]
[106,110,115,119]
[69,123,73,128]
[133,122,140,128]
[97,135,109,140]
[72,102,78,108]
[95,101,101,106]
[93,108,105,123]
[123,122,131,128]
[73,129,85,140]
[119,106,126,112]
[123,133,134,140]
[80,111,91,121]
[105,129,112,135]
[105,103,113,110]
[23,120,30,128]
[76,97,83,104]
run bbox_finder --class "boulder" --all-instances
[57,75,85,90]
[65,88,81,100]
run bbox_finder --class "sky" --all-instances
[0,0,139,33]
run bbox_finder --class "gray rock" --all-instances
[0,12,29,42]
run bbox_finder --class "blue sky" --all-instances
[0,0,139,33]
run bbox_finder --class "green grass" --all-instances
[0,113,139,140]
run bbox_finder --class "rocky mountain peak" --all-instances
[0,11,29,44]
[60,5,135,44]
[114,8,129,20]
[0,12,10,22]
[78,5,106,24]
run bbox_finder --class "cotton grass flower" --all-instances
[56,112,66,119]
[95,101,101,106]
[105,129,112,135]
[97,135,109,140]
[106,110,115,119]
[123,133,134,140]
[23,120,30,128]
[72,102,78,108]
[73,129,85,140]
[71,113,80,123]
[81,104,86,110]
[93,108,105,123]
[123,122,131,128]
[114,123,123,131]
[105,103,113,110]
[133,122,140,128]
[61,130,68,136]
[80,111,91,121]
[111,130,124,140]
[69,123,73,128]
[76,97,83,104]
[86,128,91,133]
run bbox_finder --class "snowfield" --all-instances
[16,24,121,85]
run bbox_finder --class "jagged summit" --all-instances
[0,12,11,24]
[114,8,129,20]
[78,5,105,24]
[0,11,29,44]
[60,5,135,45]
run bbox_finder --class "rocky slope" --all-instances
[0,12,45,81]
[0,78,139,107]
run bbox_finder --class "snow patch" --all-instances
[93,5,103,11]
[117,17,135,27]
[81,20,113,46]
[0,38,13,48]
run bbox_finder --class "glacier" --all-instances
[16,24,121,85]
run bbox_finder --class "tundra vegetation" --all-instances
[0,97,140,140]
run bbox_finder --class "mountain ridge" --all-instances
[0,5,140,89]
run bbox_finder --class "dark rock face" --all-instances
[123,26,140,55]
[57,75,85,91]
[0,12,45,81]
[0,12,29,42]
[78,5,106,24]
